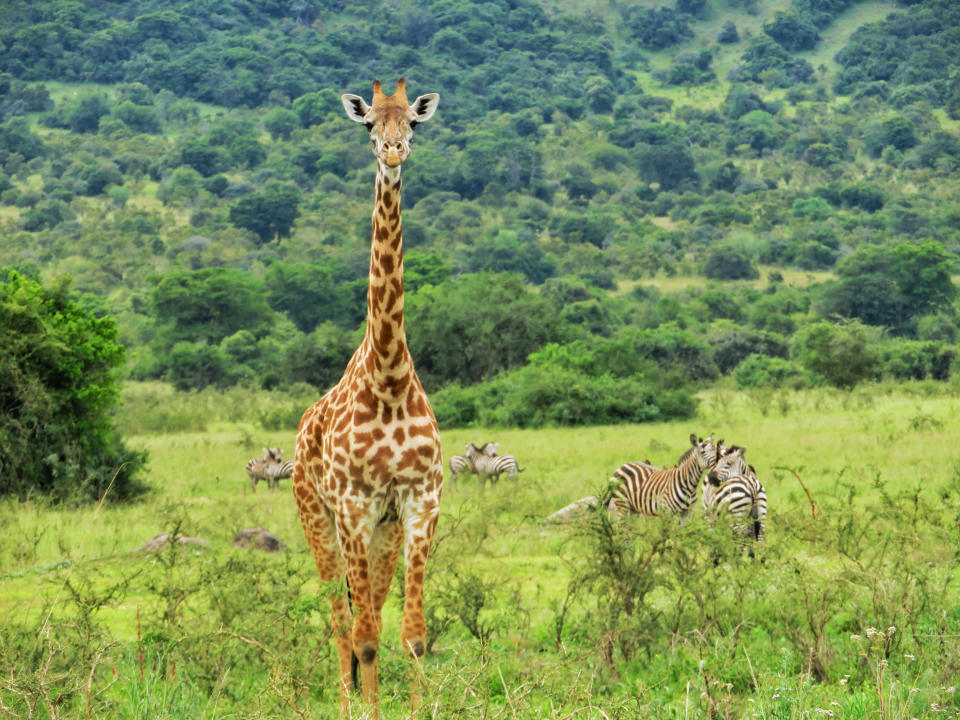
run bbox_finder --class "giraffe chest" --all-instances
[317,387,440,495]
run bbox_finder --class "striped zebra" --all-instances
[703,445,767,543]
[605,434,720,518]
[266,458,294,490]
[450,442,500,483]
[245,448,292,491]
[471,451,521,485]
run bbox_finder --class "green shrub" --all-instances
[791,320,880,388]
[0,272,147,502]
[734,353,814,389]
[878,340,955,381]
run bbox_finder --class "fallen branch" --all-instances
[775,466,819,520]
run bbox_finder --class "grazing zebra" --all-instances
[245,448,291,492]
[605,434,720,518]
[703,445,767,543]
[471,451,521,485]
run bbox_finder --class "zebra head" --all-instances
[688,433,723,471]
[481,442,499,456]
[708,446,748,486]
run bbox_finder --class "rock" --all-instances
[545,495,600,523]
[137,532,209,553]
[232,527,287,552]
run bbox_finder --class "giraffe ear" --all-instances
[410,93,439,124]
[342,94,370,124]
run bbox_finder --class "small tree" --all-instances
[791,320,879,388]
[0,272,147,502]
[228,182,301,243]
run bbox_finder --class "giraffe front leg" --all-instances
[337,523,383,720]
[400,492,441,716]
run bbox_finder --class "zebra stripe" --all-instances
[449,454,471,482]
[704,446,767,542]
[607,434,719,517]
[267,459,294,490]
[471,453,520,484]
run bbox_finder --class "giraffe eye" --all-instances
[365,122,374,131]
[409,120,418,130]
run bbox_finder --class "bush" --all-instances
[791,320,880,388]
[702,244,759,280]
[0,272,147,502]
[734,353,814,389]
[877,340,955,381]
[434,365,696,429]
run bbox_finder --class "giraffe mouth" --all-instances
[385,148,403,166]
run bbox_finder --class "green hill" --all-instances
[0,0,958,423]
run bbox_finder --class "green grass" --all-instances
[2,381,959,718]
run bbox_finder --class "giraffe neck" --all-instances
[362,162,412,400]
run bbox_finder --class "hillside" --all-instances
[0,0,958,428]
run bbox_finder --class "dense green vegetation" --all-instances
[0,272,146,502]
[1,0,959,483]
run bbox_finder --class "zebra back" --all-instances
[266,459,294,489]
[608,433,718,517]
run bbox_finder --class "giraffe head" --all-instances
[341,78,439,167]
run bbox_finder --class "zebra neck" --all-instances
[676,454,707,498]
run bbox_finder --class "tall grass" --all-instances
[1,383,959,717]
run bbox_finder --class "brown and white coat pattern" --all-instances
[291,79,441,719]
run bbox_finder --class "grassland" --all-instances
[1,381,959,718]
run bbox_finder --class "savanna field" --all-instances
[1,381,958,719]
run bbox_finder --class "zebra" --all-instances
[703,445,767,544]
[245,448,292,491]
[450,442,500,483]
[266,458,294,490]
[605,434,720,518]
[471,451,521,485]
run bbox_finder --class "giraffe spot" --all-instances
[381,255,394,276]
[372,427,385,442]
[393,428,406,444]
[408,423,434,438]
[381,404,393,424]
[383,290,396,314]
[382,192,393,209]
[359,646,377,664]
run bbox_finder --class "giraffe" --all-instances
[292,78,442,720]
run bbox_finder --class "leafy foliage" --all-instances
[0,272,146,501]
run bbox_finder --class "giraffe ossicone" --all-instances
[292,78,443,720]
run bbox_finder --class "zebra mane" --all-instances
[673,445,695,467]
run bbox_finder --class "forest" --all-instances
[3,0,960,495]
[2,0,958,422]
